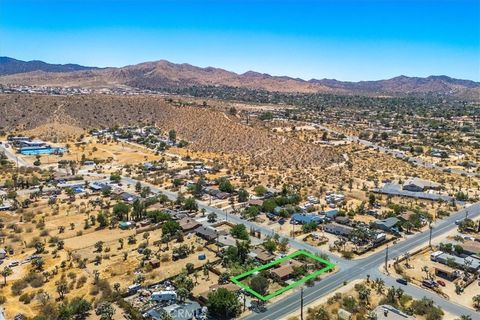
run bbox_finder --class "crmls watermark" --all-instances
[163,309,205,319]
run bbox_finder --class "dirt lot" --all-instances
[392,248,479,310]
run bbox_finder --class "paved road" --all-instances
[117,175,349,268]
[114,174,480,319]
[311,123,477,178]
[244,203,480,320]
[0,143,29,167]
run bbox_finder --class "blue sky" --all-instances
[1,0,479,81]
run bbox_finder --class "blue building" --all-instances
[290,213,323,225]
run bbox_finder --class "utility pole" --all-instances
[384,244,389,272]
[429,223,433,248]
[300,287,304,320]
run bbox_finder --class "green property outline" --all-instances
[230,250,335,301]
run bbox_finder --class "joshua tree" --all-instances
[55,279,68,299]
[143,232,150,245]
[0,267,12,285]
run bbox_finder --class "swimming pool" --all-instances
[20,148,67,155]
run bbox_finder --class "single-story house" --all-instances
[335,216,351,225]
[432,252,480,273]
[434,263,460,281]
[204,187,230,199]
[373,304,415,320]
[146,202,164,212]
[90,181,109,192]
[371,217,400,233]
[324,209,339,220]
[290,213,322,225]
[0,249,6,259]
[270,260,303,280]
[323,223,353,237]
[402,178,441,192]
[195,226,222,242]
[459,240,480,256]
[120,192,138,203]
[249,247,275,263]
[398,211,415,222]
[179,218,202,234]
[217,235,237,247]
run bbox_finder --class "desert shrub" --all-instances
[25,273,44,288]
[76,275,88,289]
[19,292,35,304]
[11,279,29,295]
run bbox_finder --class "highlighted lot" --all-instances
[230,250,335,301]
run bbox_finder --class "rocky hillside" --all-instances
[1,57,478,99]
[0,93,341,169]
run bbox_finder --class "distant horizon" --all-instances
[1,0,479,81]
[3,55,479,83]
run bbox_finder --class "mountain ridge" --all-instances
[0,57,100,75]
[1,57,478,99]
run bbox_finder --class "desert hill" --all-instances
[1,57,479,99]
[0,93,341,169]
[0,57,99,76]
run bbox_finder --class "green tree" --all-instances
[253,185,267,196]
[183,197,198,212]
[231,224,249,240]
[237,188,249,202]
[109,174,121,183]
[113,202,130,221]
[162,220,180,236]
[97,212,109,228]
[66,297,92,319]
[207,288,241,319]
[250,274,269,296]
[218,178,235,193]
[96,302,115,320]
[207,212,217,223]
